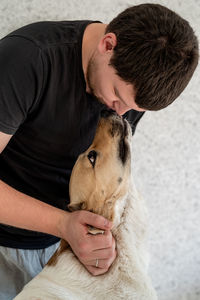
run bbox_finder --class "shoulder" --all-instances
[3,20,100,49]
[0,32,44,135]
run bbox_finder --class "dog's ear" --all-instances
[68,202,84,212]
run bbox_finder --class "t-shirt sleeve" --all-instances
[124,110,145,135]
[0,36,43,134]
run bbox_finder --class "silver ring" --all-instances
[95,259,99,268]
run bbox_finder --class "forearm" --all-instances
[0,179,69,238]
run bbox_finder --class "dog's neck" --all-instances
[112,193,128,229]
[87,191,128,236]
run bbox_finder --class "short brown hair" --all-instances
[106,3,199,111]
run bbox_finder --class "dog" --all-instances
[14,110,157,300]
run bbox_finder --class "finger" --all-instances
[87,230,114,251]
[85,265,110,276]
[85,258,108,269]
[86,249,117,269]
[79,210,113,231]
[93,234,117,254]
[82,245,115,261]
[79,237,116,262]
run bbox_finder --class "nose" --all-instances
[117,108,130,116]
[112,101,130,116]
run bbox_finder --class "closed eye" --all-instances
[87,150,97,168]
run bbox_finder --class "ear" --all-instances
[98,32,117,55]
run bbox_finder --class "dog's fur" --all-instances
[14,111,157,300]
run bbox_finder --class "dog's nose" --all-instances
[100,109,117,118]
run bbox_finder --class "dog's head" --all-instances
[68,110,132,225]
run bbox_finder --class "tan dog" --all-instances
[14,111,157,300]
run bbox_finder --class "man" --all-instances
[0,3,198,299]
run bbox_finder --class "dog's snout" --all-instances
[100,109,116,118]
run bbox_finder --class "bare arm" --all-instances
[0,178,68,238]
[0,131,12,153]
[0,131,68,236]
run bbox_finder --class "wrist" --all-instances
[55,209,70,240]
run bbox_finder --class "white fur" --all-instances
[14,180,157,300]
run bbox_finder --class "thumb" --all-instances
[80,211,112,230]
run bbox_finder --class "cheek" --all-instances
[70,171,94,204]
[96,74,113,98]
[100,89,116,109]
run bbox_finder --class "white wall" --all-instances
[0,1,199,299]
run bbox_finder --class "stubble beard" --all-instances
[86,57,106,106]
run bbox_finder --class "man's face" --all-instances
[86,53,145,116]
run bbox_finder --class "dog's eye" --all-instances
[87,150,97,168]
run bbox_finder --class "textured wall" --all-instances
[0,1,199,299]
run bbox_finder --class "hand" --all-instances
[62,210,117,276]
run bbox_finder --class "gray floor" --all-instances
[0,1,199,299]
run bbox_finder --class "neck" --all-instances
[112,194,128,231]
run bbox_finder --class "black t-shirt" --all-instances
[0,20,144,249]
